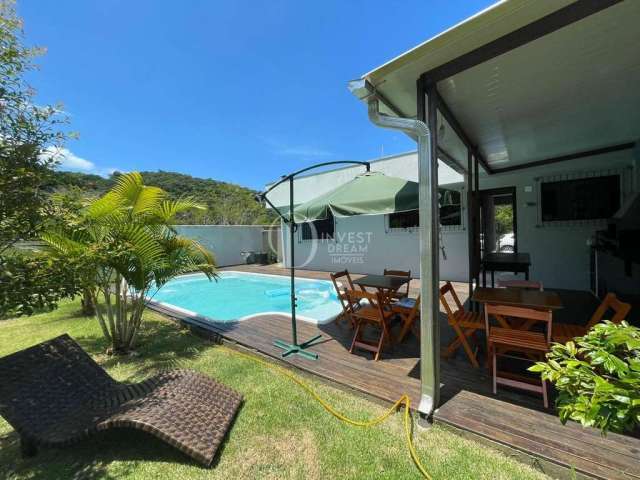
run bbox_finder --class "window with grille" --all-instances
[301,212,335,240]
[540,175,620,222]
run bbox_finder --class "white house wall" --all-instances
[274,149,636,290]
[476,149,635,290]
[269,151,468,281]
[281,214,469,281]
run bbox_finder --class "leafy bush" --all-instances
[0,251,86,318]
[530,321,640,434]
[42,172,216,354]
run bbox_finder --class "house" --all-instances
[266,0,640,417]
[267,146,638,291]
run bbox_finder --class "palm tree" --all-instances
[42,172,216,353]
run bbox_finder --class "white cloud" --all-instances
[39,146,120,178]
[40,146,95,171]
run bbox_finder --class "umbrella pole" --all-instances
[273,176,322,360]
[259,161,369,361]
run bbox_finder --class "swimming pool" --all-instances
[148,271,343,324]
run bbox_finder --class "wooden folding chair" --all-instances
[485,303,552,408]
[330,270,359,327]
[496,279,544,329]
[497,279,543,291]
[383,268,411,301]
[553,292,631,344]
[346,289,394,361]
[391,296,421,343]
[440,281,485,368]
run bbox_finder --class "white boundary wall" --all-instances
[175,225,267,267]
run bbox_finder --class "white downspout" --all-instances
[349,81,440,416]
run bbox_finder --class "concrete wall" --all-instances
[274,148,637,289]
[176,225,268,267]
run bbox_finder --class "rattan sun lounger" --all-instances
[0,334,242,466]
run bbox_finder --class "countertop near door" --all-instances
[481,252,531,268]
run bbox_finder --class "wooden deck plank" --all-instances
[152,302,423,406]
[435,391,640,480]
[150,264,640,480]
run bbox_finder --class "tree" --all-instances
[0,1,69,253]
[42,172,217,354]
[494,204,513,238]
[46,170,276,226]
[0,1,85,319]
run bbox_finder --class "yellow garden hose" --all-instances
[222,345,432,479]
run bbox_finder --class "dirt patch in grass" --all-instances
[230,430,320,479]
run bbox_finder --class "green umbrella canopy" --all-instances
[288,171,419,222]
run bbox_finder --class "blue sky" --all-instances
[20,0,491,190]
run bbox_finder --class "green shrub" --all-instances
[0,251,86,318]
[530,321,640,434]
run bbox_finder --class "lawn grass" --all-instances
[0,300,550,479]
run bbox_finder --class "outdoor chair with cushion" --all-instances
[552,292,631,344]
[330,270,361,327]
[346,289,394,361]
[440,281,485,368]
[0,334,243,466]
[391,295,421,343]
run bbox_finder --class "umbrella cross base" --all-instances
[274,335,322,360]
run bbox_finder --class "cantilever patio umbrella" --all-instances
[290,171,419,222]
[259,166,420,361]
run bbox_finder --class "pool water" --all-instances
[149,271,342,324]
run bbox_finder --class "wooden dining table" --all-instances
[352,274,412,345]
[472,287,563,311]
[352,274,409,296]
[472,286,563,330]
[472,287,564,380]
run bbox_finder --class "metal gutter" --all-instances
[354,80,467,174]
[349,79,440,417]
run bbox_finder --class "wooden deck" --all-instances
[436,391,640,480]
[154,264,543,410]
[150,264,640,480]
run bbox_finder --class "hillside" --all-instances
[48,170,274,225]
